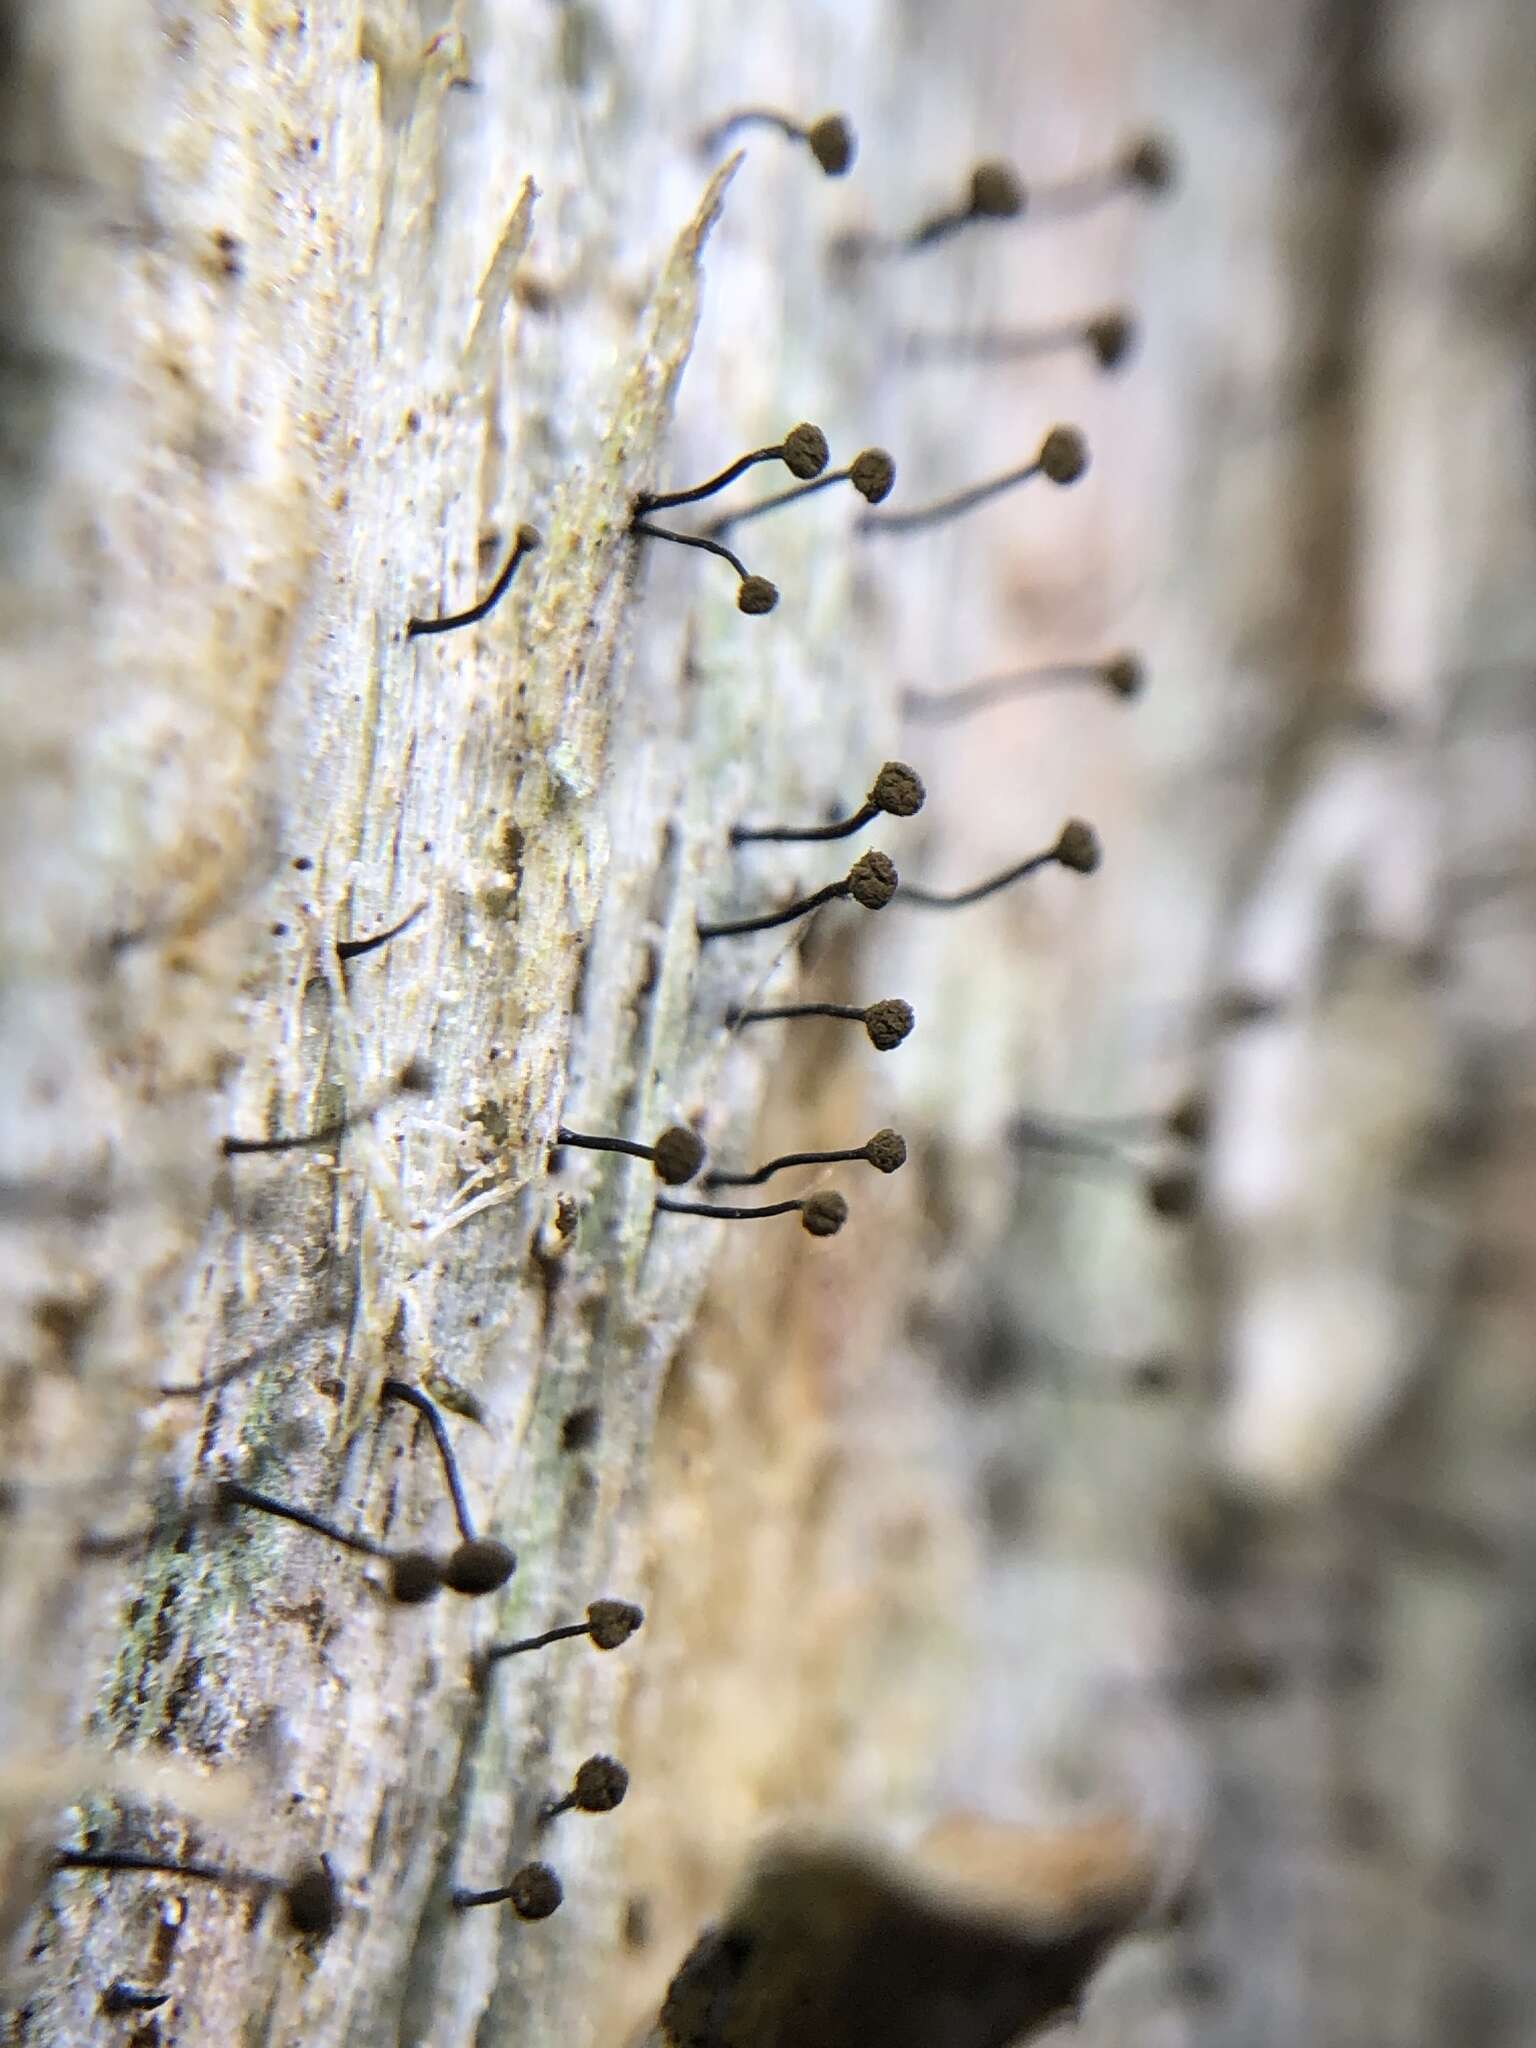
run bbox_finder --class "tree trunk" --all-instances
[5,4,1535,2048]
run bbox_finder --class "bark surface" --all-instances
[3,5,1533,2048]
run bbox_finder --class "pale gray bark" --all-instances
[5,4,1534,2047]
[0,4,925,2041]
[896,5,1536,2047]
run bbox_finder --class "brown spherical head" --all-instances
[781,421,830,480]
[1129,1354,1182,1398]
[801,1190,849,1237]
[587,1597,645,1651]
[807,113,855,176]
[1213,986,1284,1029]
[863,997,915,1051]
[1037,424,1089,485]
[847,849,898,909]
[442,1537,518,1597]
[849,447,896,503]
[389,1550,445,1605]
[572,1754,630,1813]
[1165,1091,1210,1146]
[737,575,779,615]
[396,1055,437,1096]
[870,760,925,817]
[283,1860,340,1939]
[1054,818,1102,874]
[652,1124,706,1186]
[863,1128,907,1174]
[1086,310,1137,371]
[516,522,543,553]
[1124,132,1177,193]
[508,1861,564,1921]
[969,158,1025,218]
[1102,651,1144,699]
[1146,1167,1200,1220]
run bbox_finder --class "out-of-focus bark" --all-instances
[6,2,1533,2046]
[861,4,1536,2046]
[1154,5,1536,2041]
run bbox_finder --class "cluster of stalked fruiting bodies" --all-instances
[41,93,1175,2039]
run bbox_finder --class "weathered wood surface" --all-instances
[0,4,990,2042]
[5,2,1535,2046]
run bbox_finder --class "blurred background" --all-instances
[612,5,1536,2044]
[3,2,1534,2044]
